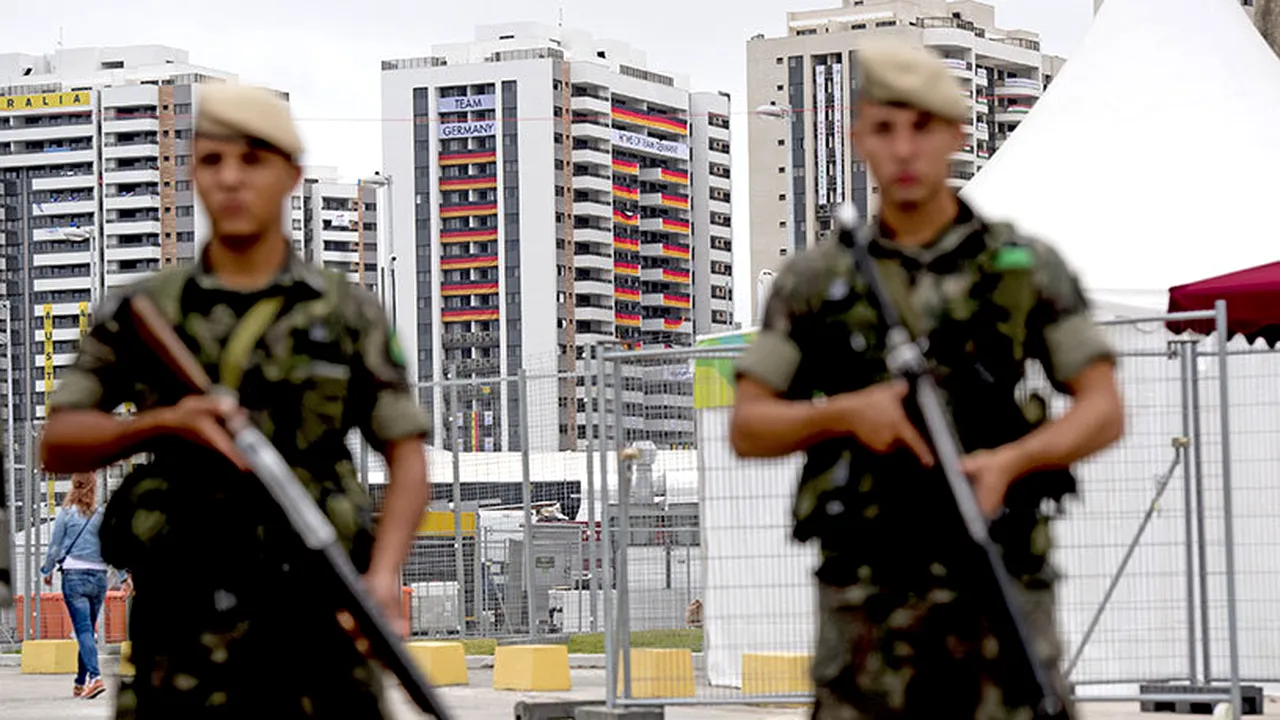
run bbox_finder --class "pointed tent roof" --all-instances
[959,0,1280,299]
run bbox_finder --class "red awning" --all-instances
[1166,261,1280,347]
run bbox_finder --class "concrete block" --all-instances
[119,641,135,676]
[20,640,78,674]
[494,644,571,691]
[575,707,664,719]
[406,640,467,686]
[742,652,813,696]
[615,648,695,699]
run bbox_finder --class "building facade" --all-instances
[288,166,381,296]
[381,24,734,453]
[0,45,285,522]
[745,0,1065,313]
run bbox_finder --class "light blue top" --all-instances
[40,505,104,576]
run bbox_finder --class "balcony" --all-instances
[572,173,611,193]
[940,57,974,78]
[103,142,160,160]
[31,173,95,192]
[640,267,692,284]
[571,121,612,142]
[571,93,611,112]
[639,166,689,186]
[639,217,690,235]
[995,78,1043,98]
[441,331,499,350]
[994,106,1033,124]
[574,279,613,297]
[642,316,691,333]
[640,192,690,211]
[105,244,162,263]
[639,241,691,261]
[573,199,614,218]
[571,147,611,166]
[0,147,95,168]
[104,168,161,185]
[105,192,161,210]
[33,199,96,217]
[106,220,162,236]
[574,305,614,323]
[573,252,613,272]
[102,117,160,134]
[572,227,612,247]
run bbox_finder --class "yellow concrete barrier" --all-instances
[742,652,813,696]
[119,641,135,677]
[616,648,695,698]
[493,644,571,691]
[405,641,468,686]
[21,640,78,674]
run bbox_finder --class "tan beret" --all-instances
[196,83,303,160]
[856,38,970,124]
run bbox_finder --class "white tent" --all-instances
[960,0,1280,304]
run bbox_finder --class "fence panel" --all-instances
[600,312,1254,711]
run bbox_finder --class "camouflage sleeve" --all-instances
[48,292,134,414]
[1028,242,1117,391]
[346,286,431,449]
[734,262,806,395]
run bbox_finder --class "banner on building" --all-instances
[438,120,497,140]
[832,62,846,204]
[611,129,689,161]
[815,64,830,206]
[438,94,496,113]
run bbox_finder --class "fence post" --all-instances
[599,353,616,709]
[613,356,633,701]
[1177,341,1198,685]
[584,344,599,633]
[1188,343,1211,682]
[450,369,466,636]
[1213,300,1243,717]
[518,368,535,638]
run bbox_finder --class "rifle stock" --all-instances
[833,204,1069,719]
[127,295,450,719]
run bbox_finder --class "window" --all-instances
[778,193,786,201]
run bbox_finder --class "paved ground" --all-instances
[0,667,1275,719]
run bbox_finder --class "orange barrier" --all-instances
[13,592,130,643]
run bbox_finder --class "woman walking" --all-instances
[40,472,108,700]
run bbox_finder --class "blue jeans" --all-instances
[62,569,107,684]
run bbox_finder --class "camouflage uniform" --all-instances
[49,248,430,719]
[736,200,1114,719]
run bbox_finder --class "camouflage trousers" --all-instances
[113,586,390,719]
[810,574,1074,720]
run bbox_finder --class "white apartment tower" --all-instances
[745,0,1065,314]
[382,24,734,453]
[0,45,285,522]
[288,166,381,297]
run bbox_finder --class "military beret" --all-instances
[195,83,304,161]
[856,38,970,124]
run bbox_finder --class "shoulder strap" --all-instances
[220,296,286,393]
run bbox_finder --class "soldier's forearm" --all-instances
[40,408,171,474]
[368,437,430,578]
[730,395,844,458]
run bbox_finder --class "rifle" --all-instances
[833,203,1068,719]
[128,295,451,720]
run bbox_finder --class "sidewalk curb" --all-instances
[0,651,692,670]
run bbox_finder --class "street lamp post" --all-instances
[358,174,395,492]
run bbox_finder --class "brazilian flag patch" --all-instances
[388,329,406,367]
[993,245,1035,271]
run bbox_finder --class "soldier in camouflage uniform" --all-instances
[731,39,1125,719]
[39,84,432,718]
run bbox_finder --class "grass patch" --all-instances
[454,629,703,656]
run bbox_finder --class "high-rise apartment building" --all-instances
[745,0,1064,313]
[0,45,284,521]
[288,166,381,297]
[381,23,734,453]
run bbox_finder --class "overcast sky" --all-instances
[3,0,1096,323]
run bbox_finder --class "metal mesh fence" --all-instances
[598,311,1258,711]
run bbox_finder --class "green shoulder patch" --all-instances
[992,245,1036,271]
[388,329,406,367]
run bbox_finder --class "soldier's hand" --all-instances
[157,394,251,471]
[830,381,935,467]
